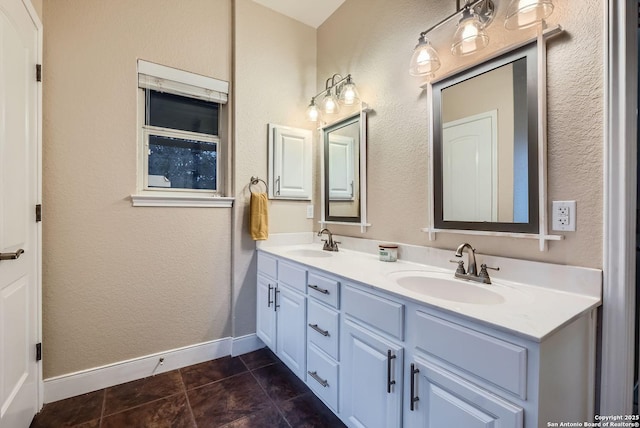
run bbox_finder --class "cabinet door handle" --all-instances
[267,284,274,308]
[276,176,281,195]
[308,323,330,337]
[387,350,397,393]
[410,363,420,411]
[308,284,329,295]
[274,286,280,311]
[308,370,329,388]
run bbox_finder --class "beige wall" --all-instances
[232,0,316,337]
[317,0,603,269]
[43,0,233,378]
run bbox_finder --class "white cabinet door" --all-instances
[407,357,523,428]
[275,284,306,379]
[256,275,276,351]
[268,124,312,200]
[341,319,403,428]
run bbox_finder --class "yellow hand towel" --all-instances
[250,192,269,240]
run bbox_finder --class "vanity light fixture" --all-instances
[409,0,495,76]
[504,0,554,30]
[305,73,360,122]
[409,34,441,76]
[451,5,490,56]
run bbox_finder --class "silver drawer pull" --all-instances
[308,370,329,388]
[308,284,329,295]
[0,249,24,261]
[308,323,330,337]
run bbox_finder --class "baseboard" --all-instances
[44,334,264,404]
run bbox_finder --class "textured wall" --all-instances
[232,0,316,337]
[317,0,603,268]
[42,0,233,378]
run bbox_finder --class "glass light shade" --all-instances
[320,90,340,115]
[306,100,319,122]
[339,81,360,105]
[504,0,554,30]
[409,37,441,76]
[451,11,489,56]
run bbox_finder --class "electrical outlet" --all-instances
[306,204,314,219]
[552,201,576,231]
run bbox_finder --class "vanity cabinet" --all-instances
[255,250,597,428]
[256,253,307,379]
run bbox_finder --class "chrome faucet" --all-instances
[318,228,340,252]
[451,243,499,284]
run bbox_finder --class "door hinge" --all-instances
[35,204,42,222]
[36,64,42,82]
[36,343,42,362]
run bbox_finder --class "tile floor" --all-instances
[30,348,346,428]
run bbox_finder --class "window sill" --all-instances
[130,194,234,208]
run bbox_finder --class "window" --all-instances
[133,60,232,207]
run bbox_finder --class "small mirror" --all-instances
[432,42,539,233]
[322,110,367,224]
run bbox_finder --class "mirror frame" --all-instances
[320,107,369,230]
[432,42,539,234]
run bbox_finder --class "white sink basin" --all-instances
[387,270,506,305]
[286,249,333,258]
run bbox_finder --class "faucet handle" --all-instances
[449,259,466,275]
[478,264,500,280]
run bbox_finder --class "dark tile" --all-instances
[221,404,289,428]
[180,356,247,390]
[101,393,195,428]
[252,362,309,405]
[30,389,104,428]
[239,347,279,370]
[280,392,346,428]
[188,372,271,428]
[104,370,184,415]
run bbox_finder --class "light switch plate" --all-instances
[306,204,314,219]
[552,201,576,231]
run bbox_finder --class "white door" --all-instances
[442,111,498,222]
[341,320,403,428]
[328,134,355,200]
[0,0,41,426]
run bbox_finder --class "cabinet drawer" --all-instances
[257,252,277,279]
[414,311,527,399]
[307,272,339,308]
[307,299,339,360]
[279,261,307,293]
[343,285,404,340]
[307,344,339,412]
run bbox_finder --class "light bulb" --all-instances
[505,0,554,30]
[321,90,339,115]
[409,36,441,76]
[306,99,319,122]
[451,9,489,56]
[339,80,360,105]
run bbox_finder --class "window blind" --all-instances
[137,59,229,104]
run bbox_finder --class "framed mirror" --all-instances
[432,42,539,233]
[321,108,368,228]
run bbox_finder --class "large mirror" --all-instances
[432,42,539,233]
[322,110,367,224]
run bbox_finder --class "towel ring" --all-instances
[249,176,268,193]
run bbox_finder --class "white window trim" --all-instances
[132,60,232,208]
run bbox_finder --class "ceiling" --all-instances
[251,0,346,28]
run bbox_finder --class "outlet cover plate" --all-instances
[552,200,576,231]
